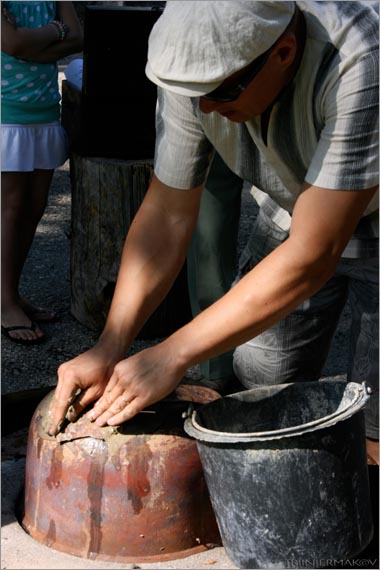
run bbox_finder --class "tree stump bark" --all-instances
[69,153,192,338]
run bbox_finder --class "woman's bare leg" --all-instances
[1,169,53,341]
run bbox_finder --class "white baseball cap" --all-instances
[146,1,296,97]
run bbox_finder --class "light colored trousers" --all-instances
[233,207,379,439]
[187,153,243,381]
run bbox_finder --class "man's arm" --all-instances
[167,183,378,362]
[98,175,203,353]
[87,182,377,427]
[48,175,203,434]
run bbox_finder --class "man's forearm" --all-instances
[165,234,335,371]
[98,176,203,357]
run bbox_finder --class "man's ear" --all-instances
[270,34,297,71]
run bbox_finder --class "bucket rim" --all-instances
[184,381,371,443]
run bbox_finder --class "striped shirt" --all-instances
[154,1,379,258]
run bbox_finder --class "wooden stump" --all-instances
[69,153,192,338]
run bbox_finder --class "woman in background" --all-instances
[1,1,82,344]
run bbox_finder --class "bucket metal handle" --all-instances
[185,382,371,443]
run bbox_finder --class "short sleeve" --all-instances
[154,88,213,189]
[305,49,379,191]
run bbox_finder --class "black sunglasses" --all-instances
[202,45,273,103]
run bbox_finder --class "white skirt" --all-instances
[1,122,69,172]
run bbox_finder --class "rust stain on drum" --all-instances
[86,440,107,558]
[124,437,153,515]
[45,444,63,490]
[46,519,56,548]
[22,388,221,563]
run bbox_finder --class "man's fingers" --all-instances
[96,397,144,427]
[48,379,82,435]
[48,393,75,436]
[85,372,123,421]
[108,398,144,425]
[89,390,128,423]
[65,387,102,422]
[86,391,116,421]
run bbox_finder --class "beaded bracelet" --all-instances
[48,20,69,41]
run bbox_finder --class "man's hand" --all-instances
[48,346,119,436]
[85,341,187,427]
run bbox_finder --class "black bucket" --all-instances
[184,380,373,569]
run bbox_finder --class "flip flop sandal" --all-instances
[1,322,45,345]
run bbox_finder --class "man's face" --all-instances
[199,35,297,122]
[199,69,279,122]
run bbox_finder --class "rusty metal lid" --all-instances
[35,384,221,444]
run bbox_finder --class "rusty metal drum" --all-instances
[22,388,221,563]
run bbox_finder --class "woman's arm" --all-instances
[1,7,58,57]
[1,2,82,62]
[44,1,83,60]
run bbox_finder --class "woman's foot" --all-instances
[20,298,58,323]
[1,303,44,343]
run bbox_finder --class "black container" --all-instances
[185,381,373,569]
[77,4,163,159]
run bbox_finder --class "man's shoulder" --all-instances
[300,1,378,56]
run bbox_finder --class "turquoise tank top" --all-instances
[1,2,61,124]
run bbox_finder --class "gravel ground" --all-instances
[1,162,350,397]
